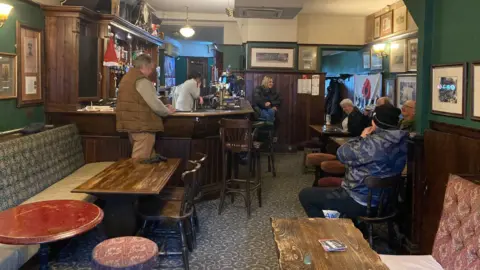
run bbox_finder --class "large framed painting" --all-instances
[393,5,407,33]
[396,74,416,109]
[371,48,383,70]
[0,53,17,100]
[16,22,44,107]
[431,63,466,118]
[380,11,393,37]
[389,39,407,73]
[298,46,318,71]
[407,38,418,72]
[249,47,295,69]
[471,62,480,121]
[374,17,381,39]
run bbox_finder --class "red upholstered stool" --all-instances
[317,177,343,187]
[321,160,346,175]
[92,237,158,270]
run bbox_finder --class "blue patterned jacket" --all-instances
[337,128,408,206]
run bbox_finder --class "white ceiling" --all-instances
[301,0,400,16]
[148,0,401,16]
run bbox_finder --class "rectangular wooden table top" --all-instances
[271,218,388,270]
[73,158,181,195]
[330,136,350,147]
[310,125,349,136]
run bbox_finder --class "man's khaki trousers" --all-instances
[128,132,156,159]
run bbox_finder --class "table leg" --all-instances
[39,243,49,270]
[101,196,137,238]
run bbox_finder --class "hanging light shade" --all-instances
[180,6,195,38]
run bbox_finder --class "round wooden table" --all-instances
[0,200,104,270]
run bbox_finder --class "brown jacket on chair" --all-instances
[116,68,164,132]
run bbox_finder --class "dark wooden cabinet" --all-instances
[44,6,101,111]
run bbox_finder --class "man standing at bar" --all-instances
[116,54,175,158]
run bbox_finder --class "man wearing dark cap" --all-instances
[299,104,408,218]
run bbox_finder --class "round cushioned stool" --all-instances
[306,153,336,167]
[321,160,346,175]
[317,177,343,187]
[92,236,158,270]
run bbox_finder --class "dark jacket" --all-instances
[325,80,343,124]
[346,107,370,137]
[252,86,281,118]
[337,128,408,206]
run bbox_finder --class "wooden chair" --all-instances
[253,121,276,177]
[136,161,201,270]
[218,119,262,218]
[358,175,403,249]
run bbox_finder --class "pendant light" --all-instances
[180,6,195,38]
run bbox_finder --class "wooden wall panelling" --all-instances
[82,136,130,163]
[421,121,480,254]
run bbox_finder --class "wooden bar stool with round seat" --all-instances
[218,118,262,218]
[92,236,158,270]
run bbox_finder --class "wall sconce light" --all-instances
[373,43,388,57]
[0,3,13,27]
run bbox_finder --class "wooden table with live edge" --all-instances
[271,218,389,270]
[72,158,181,238]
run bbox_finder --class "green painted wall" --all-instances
[0,0,45,132]
[405,0,480,131]
[321,50,368,76]
[218,45,244,71]
[175,57,187,85]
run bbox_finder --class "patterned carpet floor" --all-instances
[48,153,312,270]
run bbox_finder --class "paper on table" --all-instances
[312,75,320,96]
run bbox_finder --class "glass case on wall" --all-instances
[164,55,176,88]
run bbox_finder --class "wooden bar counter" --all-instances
[47,104,253,198]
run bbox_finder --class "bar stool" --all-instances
[92,236,158,270]
[218,118,262,218]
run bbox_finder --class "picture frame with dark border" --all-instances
[380,11,393,37]
[471,61,480,121]
[374,17,381,39]
[384,77,396,106]
[0,53,17,100]
[363,51,371,69]
[249,47,296,70]
[396,74,416,109]
[431,63,467,118]
[16,22,44,107]
[407,38,418,72]
[298,46,318,72]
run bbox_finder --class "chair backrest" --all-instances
[220,118,252,153]
[364,175,403,218]
[190,152,207,198]
[180,161,201,216]
[432,174,480,269]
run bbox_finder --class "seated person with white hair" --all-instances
[340,99,370,137]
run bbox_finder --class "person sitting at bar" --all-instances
[253,76,280,122]
[399,100,416,132]
[298,104,408,218]
[116,54,175,159]
[175,72,204,111]
[340,99,369,137]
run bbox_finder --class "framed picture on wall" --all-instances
[380,11,393,37]
[389,39,407,73]
[371,48,383,70]
[0,53,17,100]
[393,6,408,33]
[374,17,381,39]
[249,47,295,69]
[384,78,396,106]
[298,46,318,71]
[407,38,418,72]
[16,22,44,107]
[363,51,371,69]
[431,63,466,118]
[471,62,480,121]
[396,74,416,109]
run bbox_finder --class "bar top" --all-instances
[69,102,254,117]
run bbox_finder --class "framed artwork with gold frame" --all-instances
[0,53,17,100]
[380,11,393,37]
[16,22,44,107]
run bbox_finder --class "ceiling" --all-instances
[148,0,400,16]
[301,0,400,16]
[160,24,224,44]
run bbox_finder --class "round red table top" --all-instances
[0,200,104,245]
